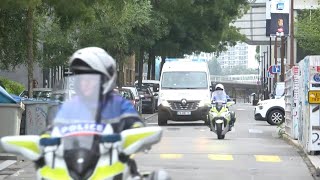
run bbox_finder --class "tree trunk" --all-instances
[138,48,144,88]
[27,7,34,98]
[150,49,156,80]
[118,53,124,88]
[160,55,166,75]
[147,53,151,80]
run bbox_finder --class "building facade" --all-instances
[216,42,258,70]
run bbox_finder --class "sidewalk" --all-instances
[282,133,320,179]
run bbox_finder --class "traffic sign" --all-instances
[268,66,274,74]
[272,65,281,74]
[267,72,274,78]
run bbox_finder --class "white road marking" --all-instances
[0,160,16,171]
[248,129,263,134]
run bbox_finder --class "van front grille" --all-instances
[169,101,199,110]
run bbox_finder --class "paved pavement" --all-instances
[1,104,320,179]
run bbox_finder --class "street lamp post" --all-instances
[263,51,267,99]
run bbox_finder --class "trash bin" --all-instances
[0,103,24,152]
[23,100,51,135]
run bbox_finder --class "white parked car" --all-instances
[254,96,285,125]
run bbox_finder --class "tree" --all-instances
[295,9,320,54]
[208,58,222,75]
[151,0,249,73]
[0,0,98,97]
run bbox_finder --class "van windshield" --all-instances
[161,72,208,89]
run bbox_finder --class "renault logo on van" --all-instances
[181,99,187,105]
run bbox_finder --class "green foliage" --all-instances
[153,0,248,57]
[208,58,222,75]
[0,77,25,95]
[0,9,28,69]
[0,0,251,86]
[295,9,320,54]
[255,46,260,62]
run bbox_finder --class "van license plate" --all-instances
[177,111,191,115]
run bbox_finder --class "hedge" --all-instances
[0,77,25,95]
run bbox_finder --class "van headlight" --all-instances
[199,100,210,107]
[161,100,170,107]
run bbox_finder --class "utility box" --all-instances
[298,56,320,154]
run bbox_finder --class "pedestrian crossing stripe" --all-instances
[160,154,183,159]
[255,155,282,162]
[208,154,233,161]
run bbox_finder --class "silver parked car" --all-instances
[122,86,143,114]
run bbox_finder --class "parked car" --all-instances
[135,80,159,110]
[136,85,156,114]
[115,88,141,114]
[122,86,142,114]
[19,88,52,100]
[254,96,285,125]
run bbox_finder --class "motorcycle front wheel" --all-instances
[216,123,225,139]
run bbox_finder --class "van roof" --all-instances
[162,61,208,72]
[134,80,160,84]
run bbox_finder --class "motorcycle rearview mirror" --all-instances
[227,101,235,106]
[121,126,162,155]
[101,134,121,143]
[40,137,61,146]
[1,135,42,161]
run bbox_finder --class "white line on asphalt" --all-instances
[147,122,158,125]
[248,129,263,134]
[0,160,16,171]
[236,108,246,111]
[144,113,158,120]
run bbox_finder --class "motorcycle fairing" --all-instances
[121,126,162,155]
[0,135,41,161]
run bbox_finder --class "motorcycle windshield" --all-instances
[212,90,227,103]
[48,74,103,178]
[51,74,101,126]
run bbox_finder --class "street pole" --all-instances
[274,36,278,85]
[257,59,261,100]
[290,0,294,67]
[269,37,272,94]
[280,36,285,82]
[263,51,267,99]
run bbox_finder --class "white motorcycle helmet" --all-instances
[215,83,224,91]
[69,47,117,95]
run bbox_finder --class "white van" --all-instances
[157,59,212,125]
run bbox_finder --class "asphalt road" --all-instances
[0,103,316,180]
[134,103,315,180]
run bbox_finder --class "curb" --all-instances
[0,154,17,161]
[282,133,320,179]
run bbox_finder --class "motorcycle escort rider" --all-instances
[52,47,146,179]
[211,84,236,130]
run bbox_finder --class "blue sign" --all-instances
[314,73,320,82]
[272,65,281,73]
[276,2,284,10]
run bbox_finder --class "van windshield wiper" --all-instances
[162,87,178,89]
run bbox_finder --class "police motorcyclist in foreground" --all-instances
[211,83,236,130]
[54,47,145,179]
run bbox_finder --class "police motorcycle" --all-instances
[209,91,235,139]
[0,74,170,180]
